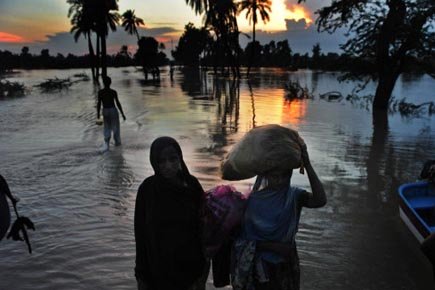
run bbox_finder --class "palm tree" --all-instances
[93,0,120,78]
[238,0,271,76]
[68,0,97,81]
[185,0,210,15]
[69,9,97,80]
[121,9,144,41]
[204,0,240,76]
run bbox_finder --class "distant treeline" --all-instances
[0,43,432,74]
[0,46,168,72]
[173,39,433,74]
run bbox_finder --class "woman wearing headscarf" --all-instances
[134,137,207,290]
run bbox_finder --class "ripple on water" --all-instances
[1,68,434,290]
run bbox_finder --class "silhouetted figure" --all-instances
[97,76,126,150]
[170,63,174,81]
[232,144,327,290]
[0,175,35,254]
[0,175,17,241]
[134,137,207,290]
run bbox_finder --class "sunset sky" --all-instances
[0,0,345,56]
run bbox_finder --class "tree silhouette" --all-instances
[121,9,144,41]
[172,22,211,66]
[20,46,31,68]
[68,0,119,79]
[136,36,162,80]
[94,0,120,78]
[301,0,435,111]
[238,0,271,77]
[68,0,97,80]
[185,0,210,15]
[204,0,240,77]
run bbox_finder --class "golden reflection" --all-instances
[239,87,307,131]
[282,98,307,126]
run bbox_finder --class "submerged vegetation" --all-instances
[0,80,26,97]
[391,99,435,117]
[284,81,312,100]
[344,94,434,117]
[35,78,74,92]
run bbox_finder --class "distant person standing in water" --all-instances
[97,76,126,150]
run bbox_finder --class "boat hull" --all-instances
[398,182,435,243]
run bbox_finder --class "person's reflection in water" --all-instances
[134,137,208,290]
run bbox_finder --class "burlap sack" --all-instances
[221,124,305,180]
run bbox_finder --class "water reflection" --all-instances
[0,67,434,290]
[100,150,134,216]
[180,67,203,97]
[367,111,390,203]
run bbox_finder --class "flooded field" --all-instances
[0,67,434,289]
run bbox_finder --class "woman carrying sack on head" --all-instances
[231,143,327,290]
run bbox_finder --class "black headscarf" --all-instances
[135,137,206,290]
[149,136,191,180]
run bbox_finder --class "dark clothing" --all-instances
[254,245,300,290]
[98,88,117,108]
[0,175,12,241]
[97,87,124,145]
[211,241,232,287]
[134,137,206,290]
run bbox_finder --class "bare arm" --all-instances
[114,92,126,120]
[300,145,327,208]
[0,175,18,206]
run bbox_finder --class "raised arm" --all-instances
[114,92,126,121]
[300,145,327,208]
[0,175,18,206]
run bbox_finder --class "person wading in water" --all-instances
[97,76,126,151]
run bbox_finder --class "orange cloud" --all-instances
[0,32,25,43]
[285,4,313,26]
[155,36,172,44]
[243,0,314,32]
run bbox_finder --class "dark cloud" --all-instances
[239,19,347,54]
[285,19,307,31]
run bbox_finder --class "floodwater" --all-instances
[0,67,434,290]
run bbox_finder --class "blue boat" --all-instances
[398,181,435,243]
